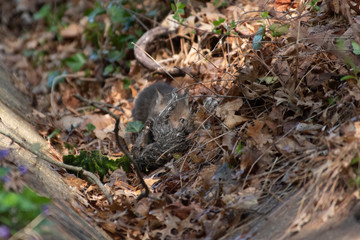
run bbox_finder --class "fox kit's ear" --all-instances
[183,89,189,106]
[155,88,163,105]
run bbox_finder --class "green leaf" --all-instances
[351,157,360,165]
[260,11,269,19]
[0,185,50,233]
[269,23,290,37]
[173,153,182,160]
[126,121,144,133]
[34,4,51,20]
[328,96,339,105]
[236,140,243,154]
[64,142,75,151]
[86,123,96,132]
[177,2,186,9]
[107,50,122,62]
[336,38,345,51]
[147,10,158,17]
[87,2,106,23]
[341,75,356,81]
[253,25,265,50]
[213,29,222,34]
[356,176,360,187]
[352,40,360,55]
[171,3,176,12]
[213,17,225,27]
[64,53,86,72]
[122,78,131,89]
[22,187,50,205]
[108,5,127,24]
[259,76,279,84]
[47,70,66,88]
[2,192,20,208]
[103,64,114,76]
[47,129,60,140]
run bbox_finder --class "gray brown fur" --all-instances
[132,82,190,129]
[131,82,194,172]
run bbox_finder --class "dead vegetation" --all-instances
[1,0,360,239]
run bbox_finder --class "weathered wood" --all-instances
[0,65,111,239]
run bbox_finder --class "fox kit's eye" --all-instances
[179,118,185,124]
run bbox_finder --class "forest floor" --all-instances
[1,0,360,239]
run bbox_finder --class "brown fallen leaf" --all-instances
[247,120,273,147]
[274,0,298,12]
[275,136,302,156]
[61,23,84,39]
[215,98,247,129]
[222,131,237,151]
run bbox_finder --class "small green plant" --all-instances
[337,39,360,83]
[33,1,143,75]
[126,121,144,133]
[259,76,279,84]
[255,11,290,50]
[340,66,359,82]
[306,0,320,11]
[252,12,269,50]
[212,0,228,8]
[171,1,186,24]
[328,96,339,105]
[260,11,269,19]
[85,123,96,134]
[212,17,238,36]
[253,25,265,50]
[83,1,141,76]
[103,64,114,76]
[212,17,225,34]
[33,3,67,37]
[122,78,131,89]
[236,140,244,154]
[269,23,290,37]
[64,142,76,152]
[352,40,360,55]
[64,53,87,72]
[0,165,51,237]
[46,128,60,140]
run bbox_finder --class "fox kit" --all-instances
[132,82,190,129]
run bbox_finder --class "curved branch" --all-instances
[134,26,186,77]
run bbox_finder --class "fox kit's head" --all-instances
[154,89,191,129]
